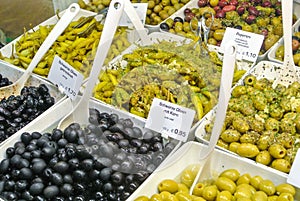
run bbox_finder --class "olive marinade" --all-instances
[0,108,178,200]
[205,74,300,173]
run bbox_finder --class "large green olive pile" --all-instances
[205,75,300,173]
[160,0,298,55]
[134,166,296,201]
[275,29,300,66]
[78,0,190,26]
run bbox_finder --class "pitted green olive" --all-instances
[250,175,263,190]
[277,192,294,201]
[255,150,272,166]
[236,173,251,185]
[268,144,287,159]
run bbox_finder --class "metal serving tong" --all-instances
[190,12,214,55]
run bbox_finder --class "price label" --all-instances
[119,3,147,26]
[48,55,84,100]
[287,149,300,188]
[145,98,195,142]
[220,27,264,63]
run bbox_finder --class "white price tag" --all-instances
[145,98,195,142]
[48,55,84,100]
[119,3,147,26]
[220,27,264,63]
[287,149,300,188]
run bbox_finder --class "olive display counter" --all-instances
[128,141,299,200]
[0,97,181,200]
[268,18,300,67]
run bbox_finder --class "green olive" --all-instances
[192,183,205,197]
[259,180,276,196]
[275,45,284,61]
[178,183,189,193]
[216,190,232,201]
[229,142,241,153]
[236,173,251,185]
[232,85,247,98]
[150,194,163,201]
[234,185,253,199]
[293,53,300,66]
[202,185,218,201]
[175,191,193,201]
[276,183,296,196]
[219,169,240,182]
[215,176,236,194]
[181,169,195,188]
[251,191,268,201]
[271,159,291,173]
[268,144,286,159]
[264,34,280,51]
[158,179,179,194]
[250,175,263,190]
[268,195,279,201]
[236,143,259,158]
[255,150,272,166]
[277,192,294,201]
[213,29,225,41]
[221,129,241,143]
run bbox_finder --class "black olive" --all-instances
[10,154,22,167]
[99,167,112,182]
[43,185,59,199]
[174,16,184,23]
[53,161,69,174]
[80,159,93,171]
[19,167,33,180]
[31,150,41,158]
[60,183,73,196]
[43,168,53,179]
[51,129,63,141]
[57,138,68,148]
[15,180,28,191]
[63,174,73,184]
[111,172,124,185]
[21,132,32,145]
[18,158,30,169]
[130,139,143,147]
[159,22,170,31]
[41,146,56,158]
[89,169,100,178]
[5,147,15,158]
[21,190,34,200]
[4,180,15,191]
[64,128,78,143]
[36,136,49,148]
[50,172,63,186]
[73,170,86,182]
[31,132,42,139]
[0,159,10,174]
[29,182,44,195]
[102,182,113,193]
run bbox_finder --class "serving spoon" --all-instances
[0,3,80,99]
[189,41,236,194]
[272,1,299,88]
[57,0,125,130]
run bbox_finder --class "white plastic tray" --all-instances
[127,141,300,200]
[194,60,300,172]
[268,18,300,66]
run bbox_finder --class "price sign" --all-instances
[287,149,300,188]
[220,27,264,63]
[145,98,195,142]
[119,3,147,26]
[48,55,84,100]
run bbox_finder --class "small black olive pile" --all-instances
[0,84,55,142]
[0,108,178,200]
[0,73,12,88]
